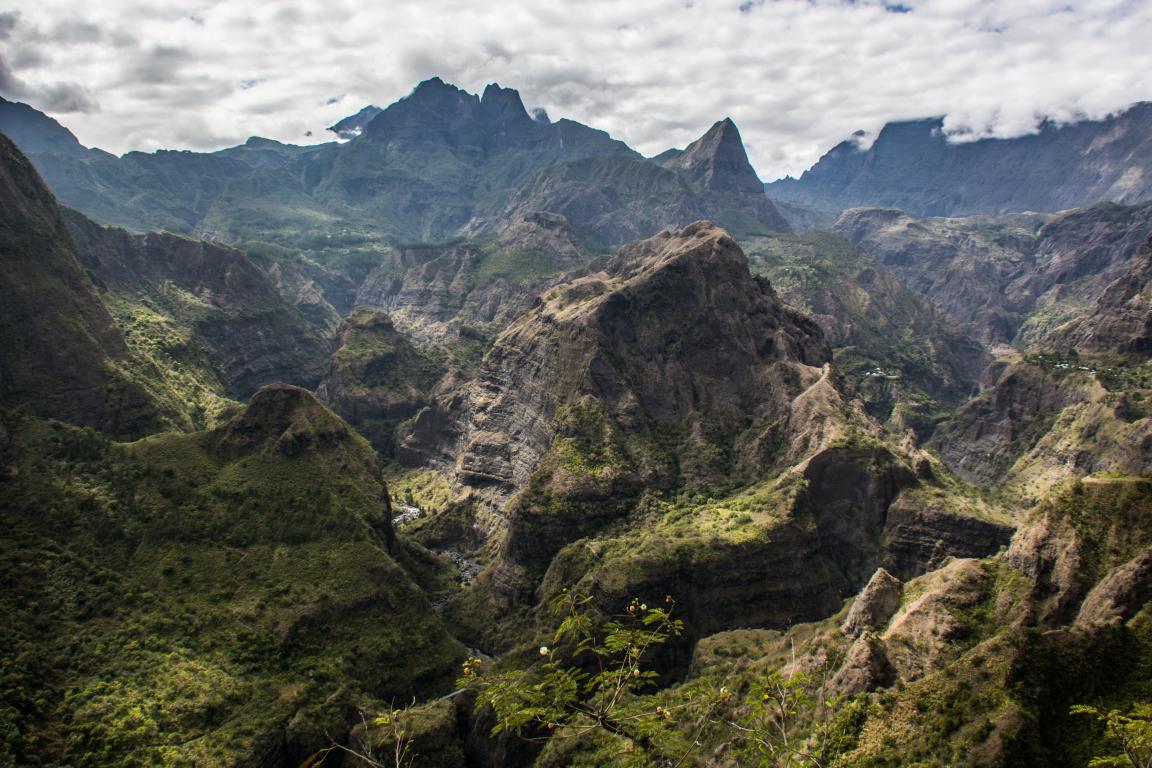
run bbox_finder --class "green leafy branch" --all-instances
[1072,702,1152,768]
[461,592,688,763]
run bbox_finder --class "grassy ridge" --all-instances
[0,401,463,768]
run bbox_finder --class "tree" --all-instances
[461,592,691,766]
[1072,703,1152,768]
[726,667,844,768]
[306,705,415,768]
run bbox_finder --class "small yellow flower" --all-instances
[539,645,550,656]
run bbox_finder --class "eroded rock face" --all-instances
[355,226,589,345]
[450,222,829,514]
[931,358,1152,495]
[833,203,1152,347]
[1055,236,1152,355]
[829,631,897,699]
[929,363,1099,485]
[880,495,1015,575]
[842,568,904,637]
[258,257,346,334]
[424,223,1023,653]
[1076,550,1152,630]
[1004,480,1152,628]
[742,231,989,423]
[833,208,1044,345]
[883,558,993,681]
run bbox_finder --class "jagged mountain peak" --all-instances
[480,81,523,105]
[660,116,765,194]
[327,104,383,139]
[478,82,534,126]
[360,77,480,141]
[447,219,830,499]
[359,77,553,149]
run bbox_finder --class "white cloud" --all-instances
[2,0,1151,179]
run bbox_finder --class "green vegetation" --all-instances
[742,232,986,428]
[1027,350,1152,392]
[105,295,242,429]
[473,247,566,288]
[465,593,685,765]
[381,464,454,517]
[451,593,861,768]
[0,403,463,767]
[1071,702,1152,768]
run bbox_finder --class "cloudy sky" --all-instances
[1,0,1150,180]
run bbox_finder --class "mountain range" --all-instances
[1,80,1151,768]
[767,102,1152,217]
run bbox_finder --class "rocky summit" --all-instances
[1,70,1152,768]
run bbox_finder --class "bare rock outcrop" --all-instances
[1055,235,1152,355]
[1075,550,1152,630]
[842,568,904,637]
[829,631,897,699]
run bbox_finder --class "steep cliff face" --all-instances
[450,222,829,510]
[1012,203,1152,345]
[834,203,1152,346]
[931,356,1152,498]
[64,211,331,399]
[656,118,769,195]
[0,131,163,436]
[1053,235,1152,354]
[355,214,591,344]
[853,479,1152,764]
[493,469,1149,768]
[406,224,1016,655]
[833,208,1048,344]
[513,443,1014,650]
[767,102,1152,216]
